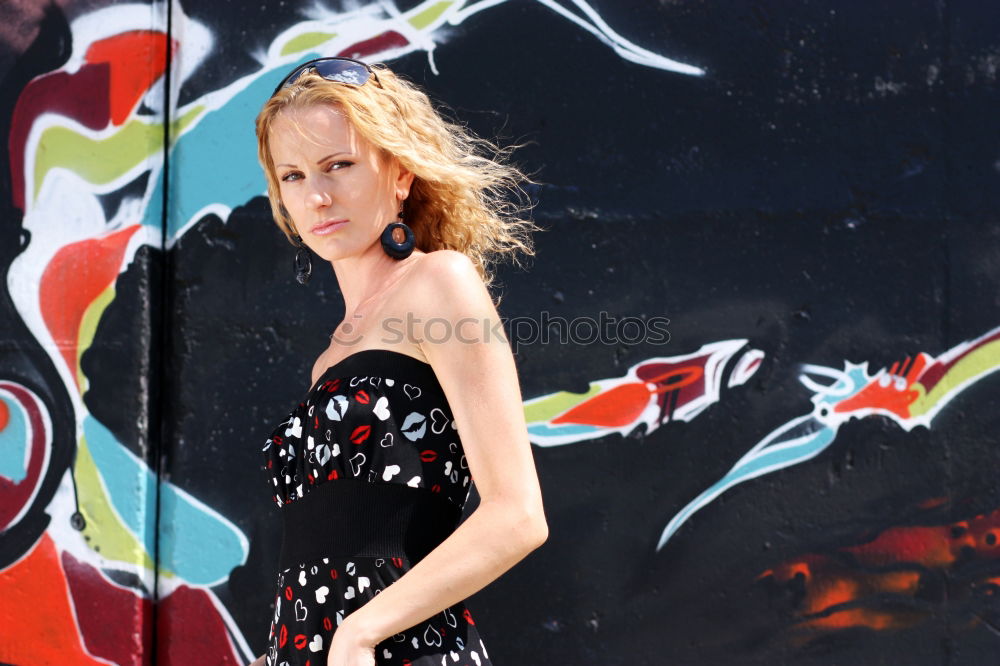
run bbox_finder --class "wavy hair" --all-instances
[255,62,541,293]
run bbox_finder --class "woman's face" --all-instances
[268,103,412,261]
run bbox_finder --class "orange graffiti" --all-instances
[39,225,141,389]
[845,524,962,567]
[763,555,924,631]
[844,507,1000,567]
[834,354,927,418]
[760,504,1000,637]
[552,383,649,427]
[917,496,948,510]
[85,31,176,126]
[552,366,703,427]
[0,534,106,665]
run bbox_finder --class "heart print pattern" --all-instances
[260,349,492,666]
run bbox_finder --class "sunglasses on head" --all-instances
[271,56,382,97]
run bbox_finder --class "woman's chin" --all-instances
[313,242,363,263]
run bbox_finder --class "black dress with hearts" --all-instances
[260,349,494,666]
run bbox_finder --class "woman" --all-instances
[252,57,548,666]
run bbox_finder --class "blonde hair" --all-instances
[255,63,541,292]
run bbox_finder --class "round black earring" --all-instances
[380,204,415,260]
[293,234,312,284]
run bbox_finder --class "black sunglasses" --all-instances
[271,57,382,97]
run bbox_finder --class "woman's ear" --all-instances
[394,159,415,199]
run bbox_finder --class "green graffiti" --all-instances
[74,436,156,571]
[32,105,203,203]
[281,32,338,56]
[76,284,116,392]
[409,1,454,30]
[911,339,1000,418]
[169,105,205,145]
[524,384,602,422]
[34,120,162,202]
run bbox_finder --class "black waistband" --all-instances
[278,478,463,569]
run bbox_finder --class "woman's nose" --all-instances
[306,183,332,209]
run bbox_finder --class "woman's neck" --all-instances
[331,244,425,319]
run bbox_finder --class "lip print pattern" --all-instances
[400,412,427,441]
[264,551,492,666]
[260,350,490,665]
[350,424,371,445]
[262,360,474,509]
[325,395,348,421]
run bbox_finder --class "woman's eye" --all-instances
[280,172,302,182]
[328,161,353,171]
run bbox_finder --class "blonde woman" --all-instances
[253,57,548,666]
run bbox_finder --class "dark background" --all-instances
[1,1,999,664]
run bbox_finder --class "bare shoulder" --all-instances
[410,249,480,283]
[407,250,491,315]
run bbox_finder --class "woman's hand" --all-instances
[326,615,377,666]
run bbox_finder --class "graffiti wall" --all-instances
[1,1,998,664]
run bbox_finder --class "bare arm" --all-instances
[341,250,548,646]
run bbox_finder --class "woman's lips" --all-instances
[311,219,348,235]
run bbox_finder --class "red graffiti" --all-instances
[62,550,150,665]
[9,31,175,209]
[337,31,408,60]
[156,585,243,664]
[553,365,704,427]
[834,354,927,419]
[85,31,174,125]
[0,382,49,531]
[759,503,1000,636]
[40,226,142,387]
[0,534,113,664]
